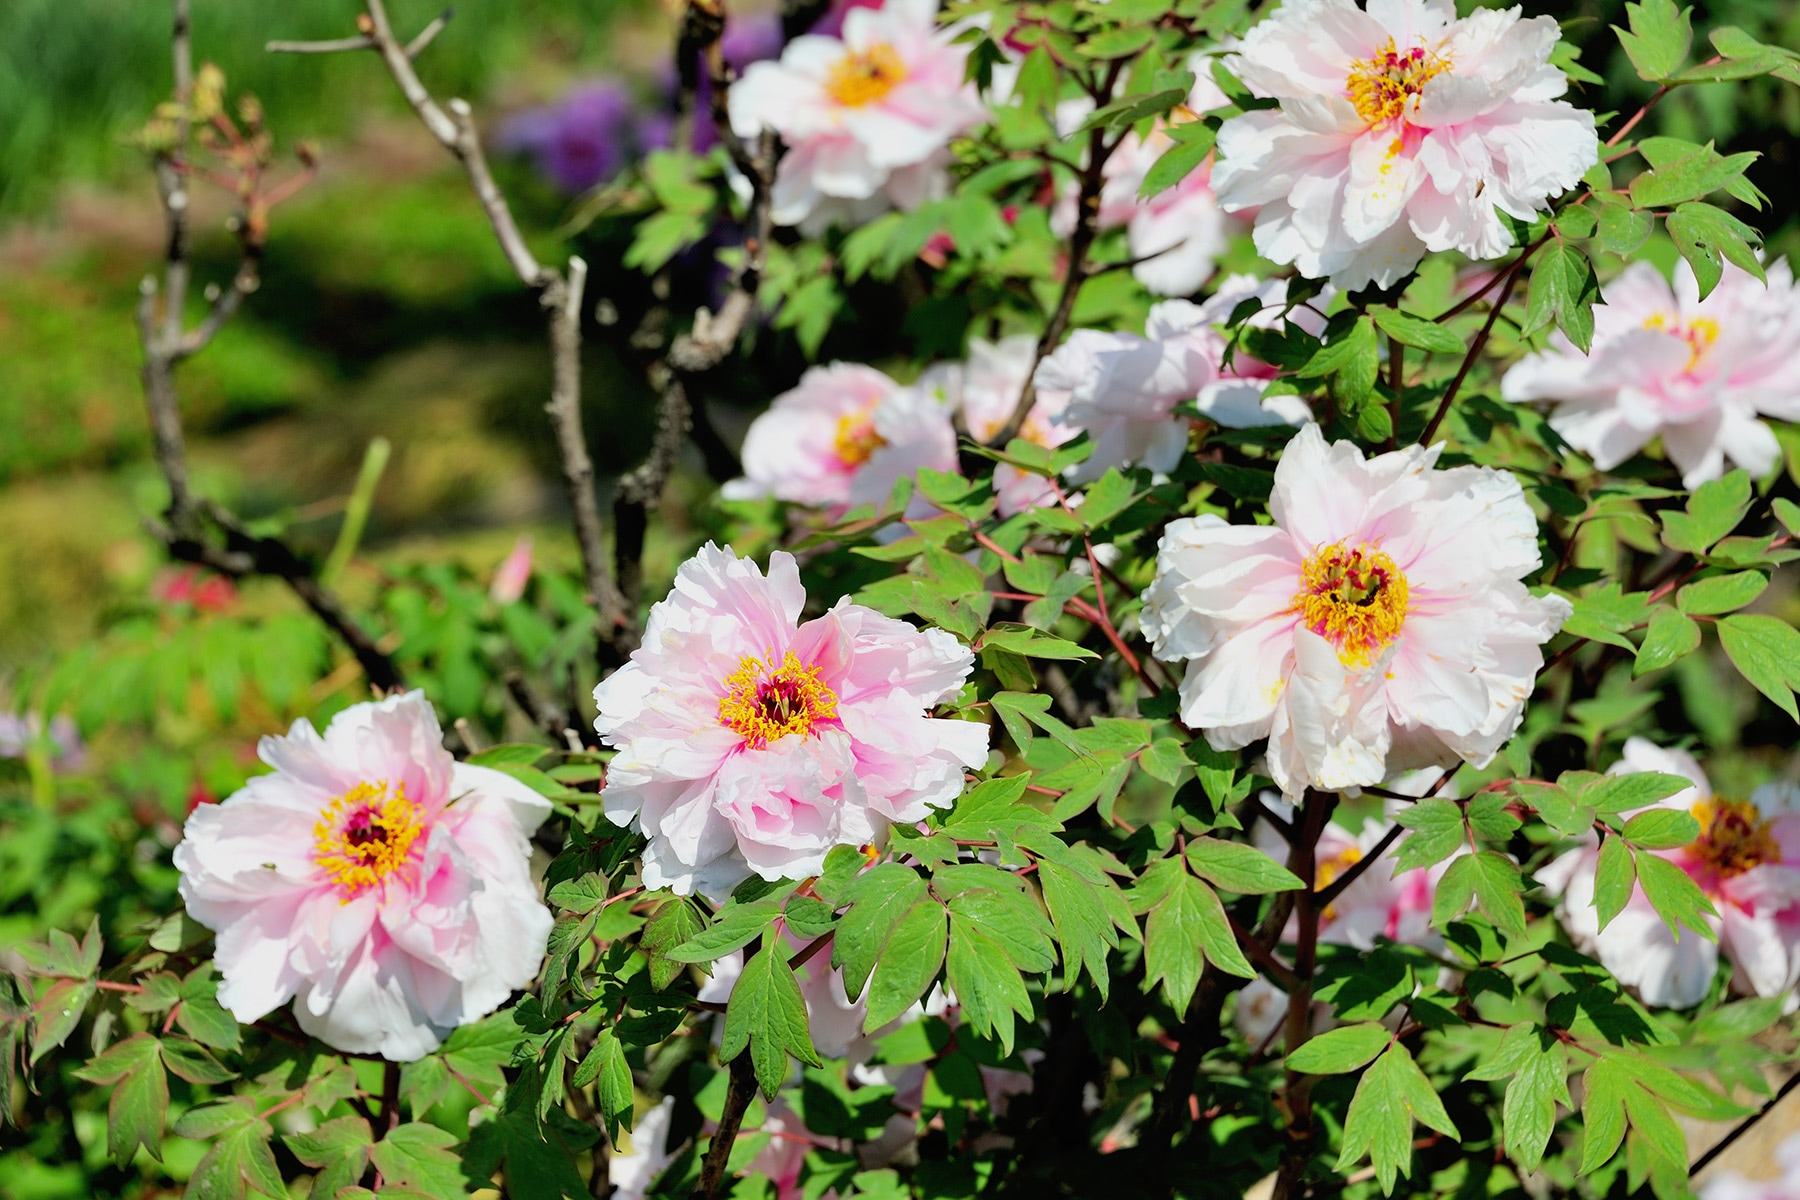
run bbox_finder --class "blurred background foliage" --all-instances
[3,0,1800,1191]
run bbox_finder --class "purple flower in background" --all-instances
[502,81,639,193]
[0,714,86,773]
[807,0,884,39]
[661,11,786,152]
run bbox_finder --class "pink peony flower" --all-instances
[942,335,1075,515]
[728,0,987,231]
[1211,0,1597,290]
[173,692,554,1061]
[1139,423,1570,797]
[1501,259,1800,487]
[723,363,959,513]
[1538,738,1800,1010]
[593,544,989,897]
[1036,279,1322,483]
[489,534,534,605]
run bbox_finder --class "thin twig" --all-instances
[1314,823,1404,910]
[1418,245,1537,446]
[266,7,451,57]
[695,1052,758,1199]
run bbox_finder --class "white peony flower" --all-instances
[1140,423,1570,797]
[728,0,987,230]
[1211,0,1598,290]
[1502,259,1800,487]
[944,335,1077,515]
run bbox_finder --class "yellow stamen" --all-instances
[834,406,886,467]
[1317,844,1364,922]
[719,651,839,748]
[1689,797,1779,880]
[1346,38,1451,127]
[312,780,424,901]
[1645,311,1719,372]
[825,43,907,108]
[1294,541,1410,668]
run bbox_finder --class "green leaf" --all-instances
[863,898,948,1031]
[285,1116,374,1200]
[1634,607,1701,675]
[1593,836,1637,933]
[1717,613,1800,719]
[1371,308,1465,355]
[1286,1023,1392,1075]
[175,1099,285,1200]
[643,897,707,991]
[1663,469,1752,553]
[945,916,1035,1054]
[1523,241,1599,352]
[73,1033,167,1167]
[720,943,823,1098]
[1580,1054,1631,1172]
[667,899,783,963]
[1597,202,1654,256]
[980,625,1098,661]
[160,1036,234,1085]
[369,1123,469,1198]
[546,872,610,914]
[1137,737,1191,785]
[1336,1043,1462,1192]
[1139,122,1216,200]
[1433,851,1526,935]
[1622,808,1700,850]
[1037,859,1122,1001]
[465,743,548,768]
[1502,1034,1569,1174]
[29,977,94,1065]
[1299,315,1380,409]
[1666,202,1765,299]
[1579,770,1694,813]
[571,1029,633,1141]
[834,864,928,1001]
[1393,799,1466,873]
[1562,583,1653,650]
[1183,837,1305,894]
[1635,852,1720,942]
[1613,0,1692,80]
[1630,140,1763,211]
[176,964,241,1052]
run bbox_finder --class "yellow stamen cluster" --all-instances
[834,407,886,467]
[1689,797,1780,880]
[719,651,839,748]
[1317,844,1365,921]
[1346,38,1451,126]
[1294,541,1410,668]
[1644,311,1720,372]
[825,43,908,108]
[312,780,424,901]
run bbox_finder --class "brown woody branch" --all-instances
[138,0,403,694]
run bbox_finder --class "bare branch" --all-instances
[266,6,451,57]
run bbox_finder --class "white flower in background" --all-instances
[1502,260,1800,487]
[723,363,959,513]
[174,692,554,1061]
[1037,279,1323,483]
[608,1096,676,1200]
[728,0,987,231]
[1538,738,1800,1010]
[594,545,988,897]
[1139,423,1569,797]
[949,334,1076,515]
[1082,66,1236,297]
[1211,0,1598,290]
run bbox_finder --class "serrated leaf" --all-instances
[1667,202,1764,299]
[1523,241,1599,351]
[1623,808,1700,850]
[864,899,948,1031]
[73,1033,166,1167]
[1635,852,1719,941]
[1614,0,1692,80]
[667,899,783,963]
[1393,799,1466,873]
[1718,614,1800,720]
[1663,469,1752,553]
[176,964,240,1052]
[643,897,707,991]
[834,864,928,1001]
[1336,1043,1462,1192]
[1038,859,1121,1000]
[285,1116,373,1200]
[1433,852,1525,935]
[573,1028,634,1141]
[369,1122,469,1198]
[720,944,822,1098]
[945,917,1034,1055]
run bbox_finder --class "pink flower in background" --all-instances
[728,0,987,231]
[944,335,1075,515]
[1502,260,1800,487]
[1140,424,1569,797]
[1036,280,1322,483]
[173,692,554,1061]
[489,534,534,605]
[594,545,988,897]
[1211,0,1597,290]
[1091,68,1235,297]
[1538,738,1800,1010]
[723,363,958,512]
[153,566,238,613]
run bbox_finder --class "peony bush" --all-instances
[9,0,1800,1198]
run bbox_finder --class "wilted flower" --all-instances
[1501,259,1800,487]
[1211,0,1598,290]
[1139,423,1570,797]
[728,0,987,231]
[173,692,555,1060]
[722,363,958,513]
[1538,738,1800,1010]
[593,544,988,897]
